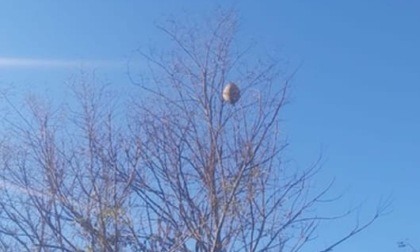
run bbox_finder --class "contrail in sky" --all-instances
[0,57,120,69]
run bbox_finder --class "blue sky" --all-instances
[1,1,419,251]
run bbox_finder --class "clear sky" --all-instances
[1,1,419,251]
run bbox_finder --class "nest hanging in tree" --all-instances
[222,82,240,104]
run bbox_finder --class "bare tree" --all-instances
[0,78,147,251]
[124,8,388,252]
[0,8,387,252]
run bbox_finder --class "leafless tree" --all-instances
[0,79,143,251]
[124,8,388,252]
[0,8,387,252]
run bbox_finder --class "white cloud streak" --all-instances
[0,57,120,69]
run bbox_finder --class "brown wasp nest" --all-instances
[222,82,240,104]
